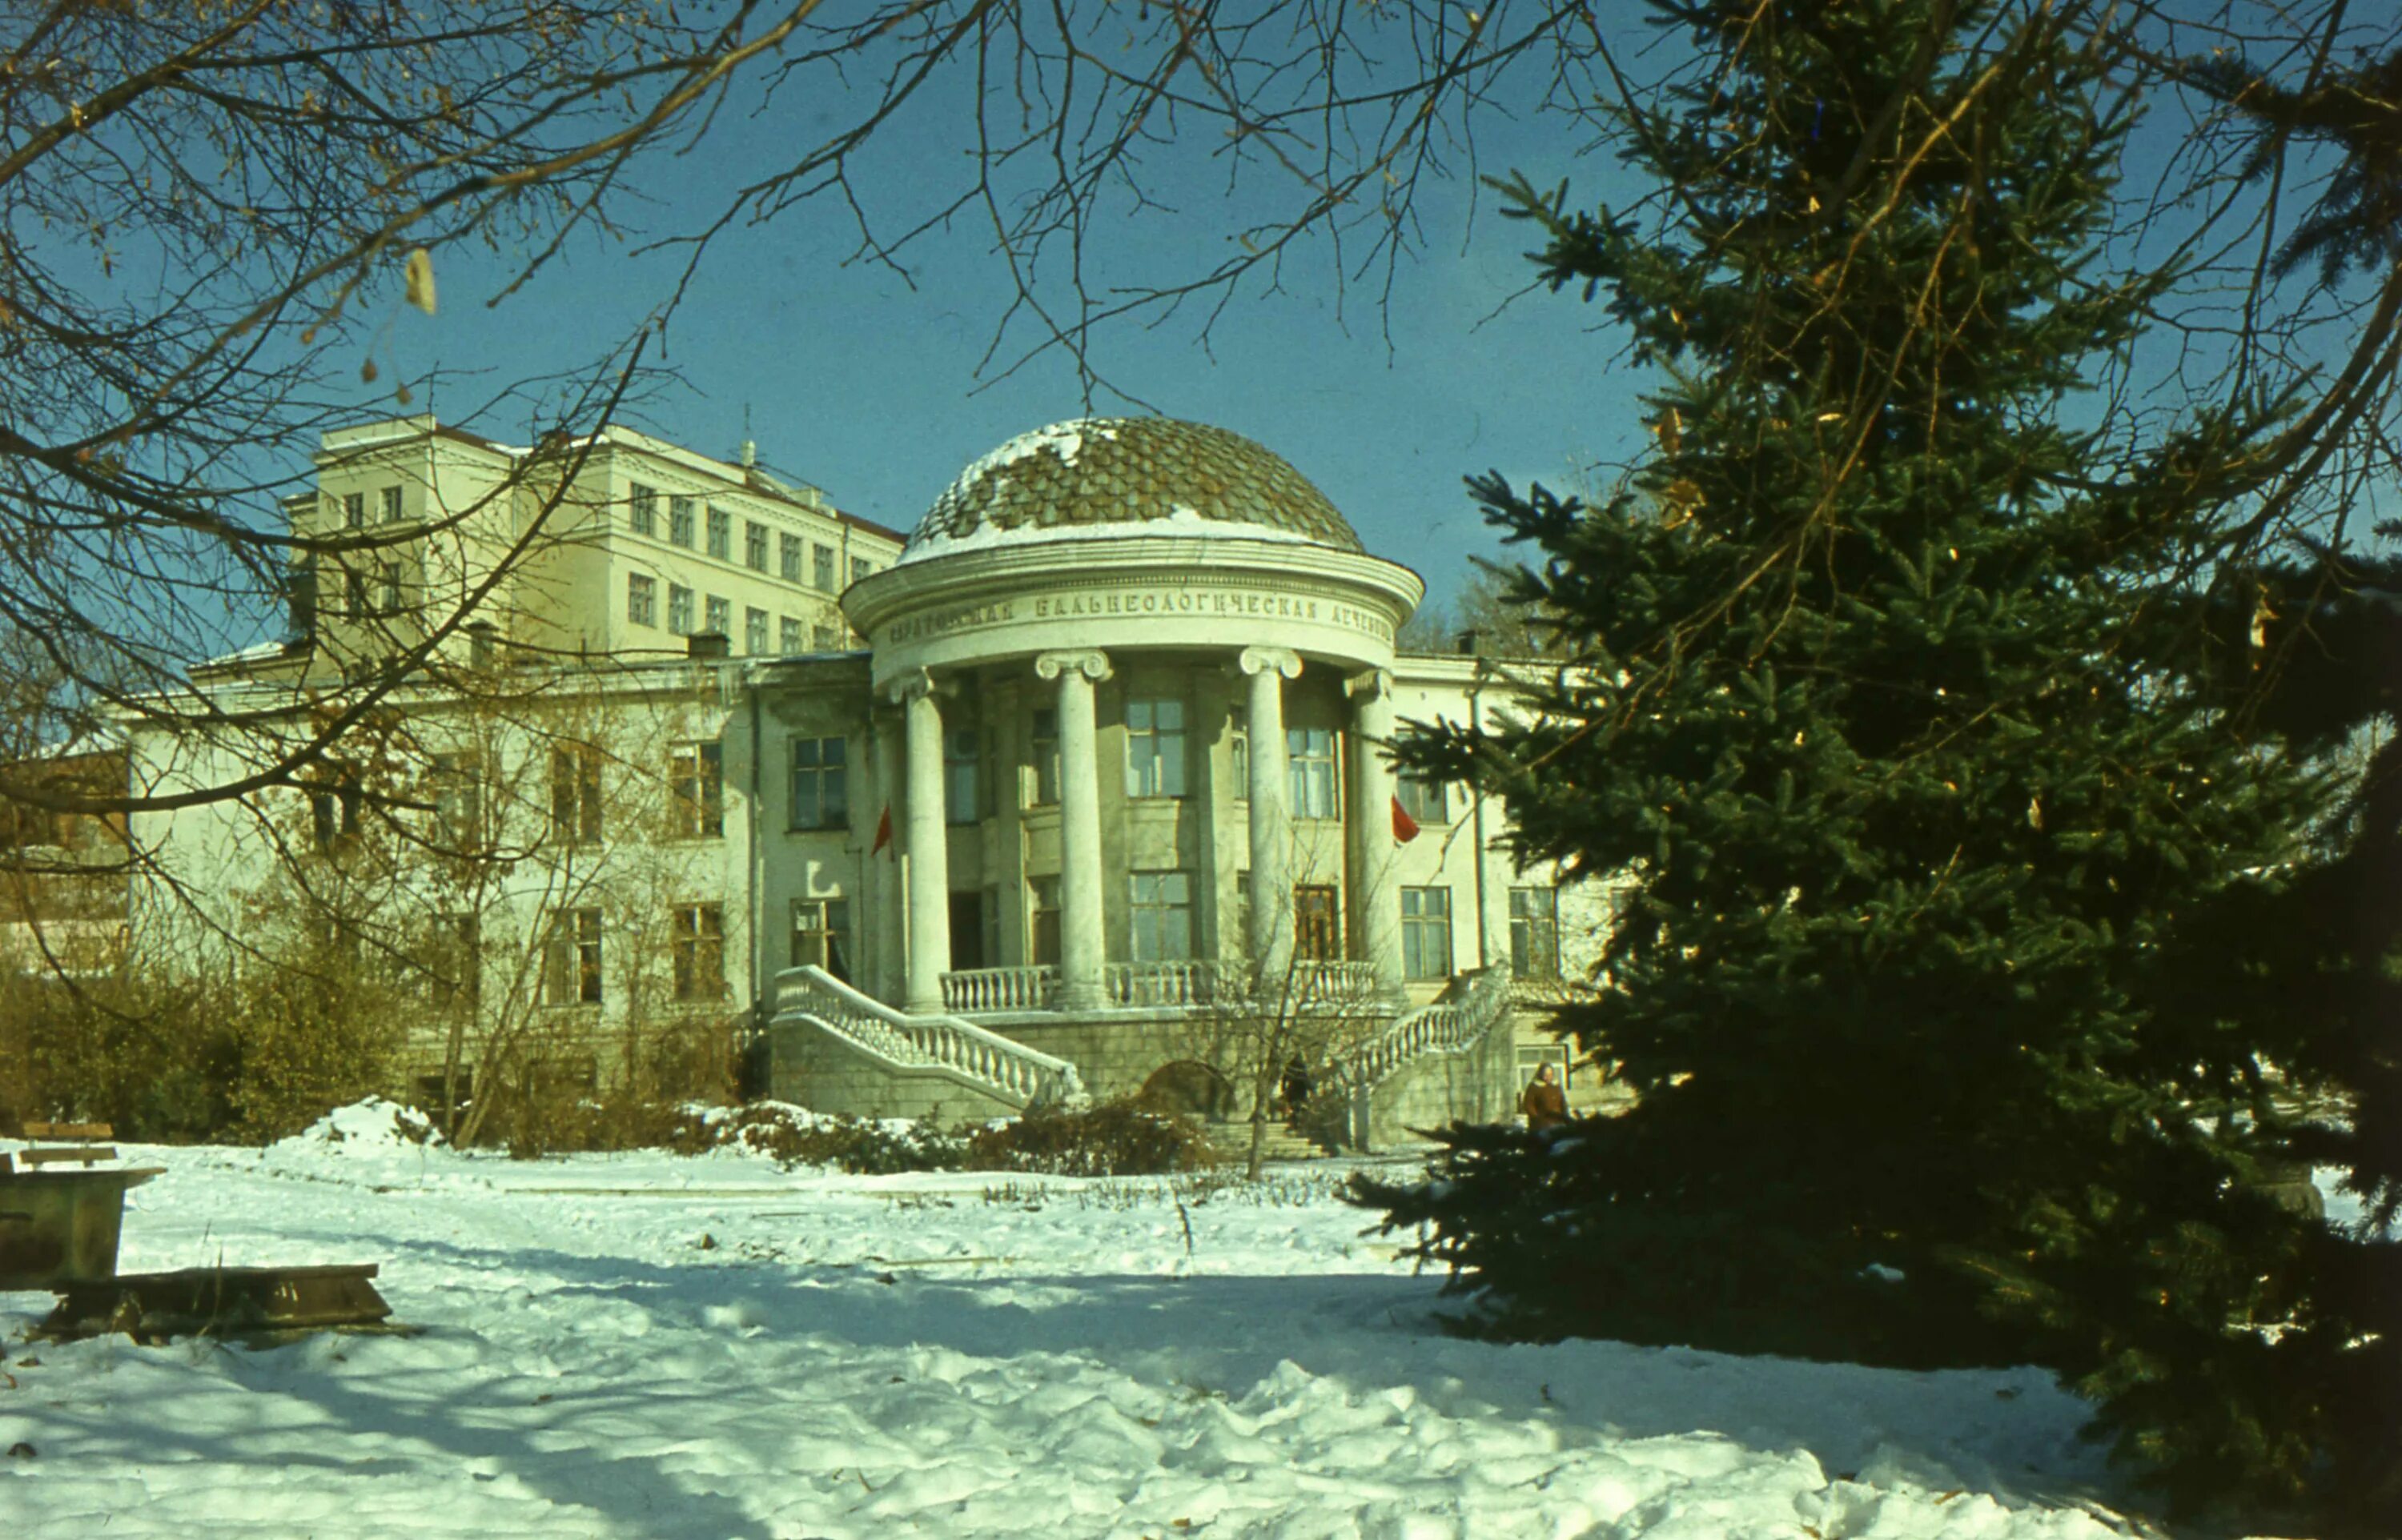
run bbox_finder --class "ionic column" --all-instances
[1035,649,1112,1011]
[1348,668,1409,1005]
[892,668,950,1015]
[1239,646,1302,985]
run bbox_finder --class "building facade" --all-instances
[127,415,1610,1145]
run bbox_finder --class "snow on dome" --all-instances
[900,417,1363,564]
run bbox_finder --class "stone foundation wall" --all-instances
[1351,1010,1519,1151]
[767,1018,1018,1122]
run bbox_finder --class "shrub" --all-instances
[968,1098,1219,1177]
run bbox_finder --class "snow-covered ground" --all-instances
[1,1104,2183,1538]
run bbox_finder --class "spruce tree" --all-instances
[1363,0,2360,1514]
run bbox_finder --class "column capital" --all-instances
[1237,645,1303,680]
[1344,667,1395,703]
[1034,648,1114,684]
[886,666,938,705]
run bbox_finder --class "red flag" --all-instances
[870,804,894,856]
[1391,794,1420,844]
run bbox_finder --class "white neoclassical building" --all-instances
[124,415,1610,1146]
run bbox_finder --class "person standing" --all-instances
[1520,1061,1568,1130]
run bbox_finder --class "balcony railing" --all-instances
[773,965,1084,1110]
[1102,959,1222,1009]
[941,965,1058,1013]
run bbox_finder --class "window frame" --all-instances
[705,505,731,561]
[666,584,695,635]
[1124,696,1188,799]
[544,908,604,1006]
[1400,885,1454,981]
[744,520,769,572]
[548,742,604,846]
[704,594,731,638]
[1509,886,1562,981]
[670,903,725,1003]
[669,740,725,838]
[744,606,769,656]
[1287,727,1340,820]
[378,485,404,524]
[627,572,657,628]
[790,896,853,980]
[779,532,805,582]
[789,735,849,832]
[669,495,697,547]
[629,482,658,536]
[1128,870,1195,962]
[1396,772,1451,827]
[812,545,836,592]
[943,724,980,824]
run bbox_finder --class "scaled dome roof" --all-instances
[901,417,1364,562]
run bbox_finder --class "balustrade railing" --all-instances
[1101,959,1223,1009]
[1332,968,1512,1091]
[942,965,1058,1013]
[773,965,1085,1110]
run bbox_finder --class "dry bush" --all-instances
[968,1099,1221,1177]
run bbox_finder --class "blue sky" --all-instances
[363,45,1661,616]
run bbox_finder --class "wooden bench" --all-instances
[18,1122,118,1169]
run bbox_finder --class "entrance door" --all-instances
[948,891,986,970]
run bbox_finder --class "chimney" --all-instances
[687,630,731,661]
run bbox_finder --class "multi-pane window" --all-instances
[705,505,730,560]
[1027,876,1061,967]
[1029,708,1058,805]
[309,780,362,849]
[544,908,603,1005]
[376,560,403,615]
[549,743,603,845]
[429,751,484,851]
[1129,871,1193,961]
[667,584,695,635]
[745,521,769,572]
[944,726,979,824]
[1295,884,1341,961]
[812,623,842,652]
[1400,886,1453,981]
[345,566,367,617]
[780,532,805,582]
[341,491,365,529]
[812,545,836,592]
[1396,772,1450,826]
[745,606,769,656]
[379,485,404,523]
[850,555,874,584]
[669,741,723,837]
[670,904,725,1002]
[669,495,697,547]
[426,913,480,1012]
[627,573,657,628]
[789,736,847,831]
[704,594,731,637]
[791,897,852,981]
[1510,886,1561,980]
[1288,727,1340,819]
[1125,698,1187,798]
[629,482,658,536]
[780,616,804,654]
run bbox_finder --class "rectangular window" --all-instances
[745,606,769,656]
[705,594,731,637]
[344,566,367,617]
[789,736,848,831]
[1288,727,1340,819]
[379,485,404,524]
[1295,883,1341,961]
[812,623,842,652]
[790,897,852,981]
[705,506,730,560]
[629,482,657,536]
[1510,886,1562,981]
[1229,707,1248,800]
[1396,772,1450,826]
[1029,708,1058,806]
[670,904,725,1002]
[667,584,695,635]
[669,495,697,547]
[429,751,484,851]
[1028,876,1061,967]
[944,726,979,824]
[1129,871,1194,962]
[341,491,365,529]
[780,532,805,582]
[544,908,603,1005]
[309,780,362,849]
[850,555,874,584]
[1125,698,1187,798]
[627,573,657,628]
[549,743,603,845]
[669,741,724,837]
[780,616,804,654]
[1401,886,1454,981]
[376,559,402,615]
[813,545,836,592]
[745,521,769,572]
[428,913,480,1012]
